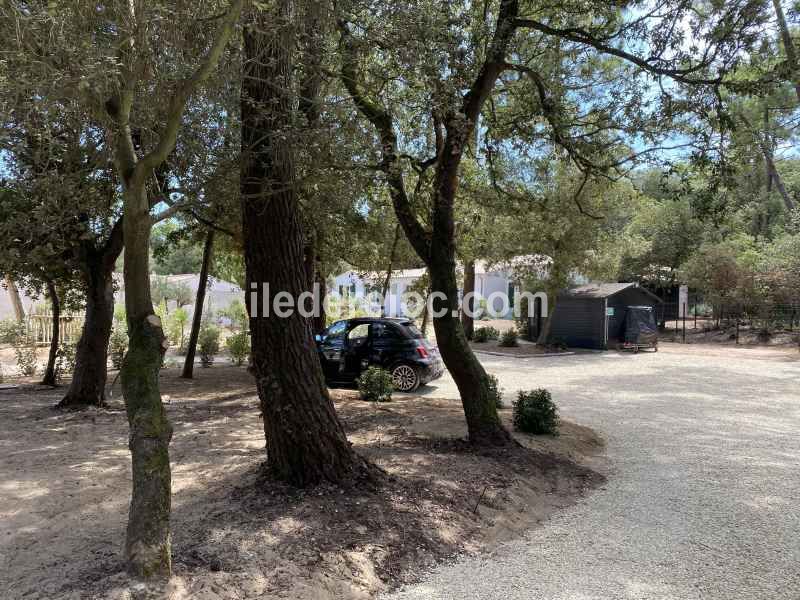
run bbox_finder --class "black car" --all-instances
[315,317,445,392]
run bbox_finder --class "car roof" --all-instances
[346,317,413,326]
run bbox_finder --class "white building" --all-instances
[329,258,546,319]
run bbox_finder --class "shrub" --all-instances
[473,326,500,343]
[14,344,38,377]
[109,327,128,370]
[198,325,221,368]
[499,329,519,347]
[226,331,250,366]
[513,389,559,435]
[357,366,394,402]
[0,319,26,345]
[486,374,503,409]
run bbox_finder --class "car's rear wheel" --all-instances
[391,363,420,392]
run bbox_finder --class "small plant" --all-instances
[486,374,503,409]
[357,366,394,402]
[226,331,250,367]
[109,327,128,370]
[167,307,189,353]
[14,343,38,377]
[513,389,559,435]
[499,329,519,347]
[198,325,221,367]
[473,326,500,343]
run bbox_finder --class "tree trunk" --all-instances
[40,278,60,386]
[537,295,556,345]
[242,2,368,486]
[461,259,476,340]
[428,255,512,446]
[381,224,401,316]
[58,260,116,407]
[120,183,172,579]
[313,269,327,335]
[773,0,800,102]
[5,275,25,322]
[182,229,215,379]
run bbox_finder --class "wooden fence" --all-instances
[26,315,84,346]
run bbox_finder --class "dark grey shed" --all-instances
[545,283,662,350]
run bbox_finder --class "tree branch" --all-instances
[135,0,243,176]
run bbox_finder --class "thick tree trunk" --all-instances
[120,183,172,579]
[461,259,476,340]
[242,3,367,486]
[58,262,116,407]
[182,229,215,379]
[5,275,25,322]
[41,278,60,386]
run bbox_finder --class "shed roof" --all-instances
[561,282,662,302]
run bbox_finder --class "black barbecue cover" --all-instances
[623,306,658,344]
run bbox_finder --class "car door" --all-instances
[341,322,371,380]
[318,320,347,380]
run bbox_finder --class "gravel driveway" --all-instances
[388,344,800,599]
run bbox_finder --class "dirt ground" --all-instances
[0,366,605,600]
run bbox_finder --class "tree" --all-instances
[337,0,768,444]
[182,230,215,379]
[4,275,25,322]
[3,0,243,578]
[242,0,369,485]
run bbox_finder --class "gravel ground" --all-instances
[389,343,800,599]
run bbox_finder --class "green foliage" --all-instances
[0,319,26,345]
[486,374,503,409]
[513,389,559,435]
[225,331,250,367]
[109,327,128,370]
[473,326,500,343]
[166,307,189,353]
[14,343,37,377]
[198,325,220,368]
[498,329,519,347]
[357,366,394,402]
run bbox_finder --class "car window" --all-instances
[325,321,347,340]
[347,323,370,345]
[374,323,403,340]
[403,324,424,339]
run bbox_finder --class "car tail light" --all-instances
[416,344,429,358]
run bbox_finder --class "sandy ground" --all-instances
[0,366,604,600]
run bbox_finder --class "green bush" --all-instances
[198,325,221,368]
[357,366,394,402]
[14,344,38,377]
[513,389,559,435]
[486,374,503,409]
[109,327,128,370]
[473,326,500,343]
[226,331,250,366]
[499,329,519,347]
[0,319,26,345]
